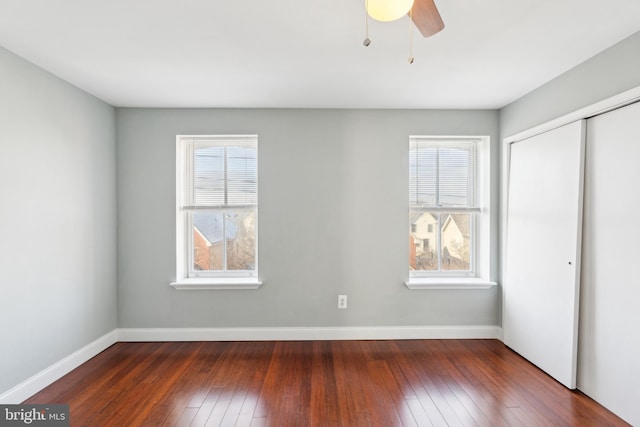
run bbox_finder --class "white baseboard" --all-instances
[117,325,501,342]
[0,330,118,404]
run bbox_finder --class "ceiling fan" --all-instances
[408,0,445,38]
[363,0,444,62]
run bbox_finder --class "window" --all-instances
[409,137,481,279]
[172,135,260,290]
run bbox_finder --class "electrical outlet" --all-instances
[338,294,347,309]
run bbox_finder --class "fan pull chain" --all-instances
[408,8,414,63]
[363,0,371,46]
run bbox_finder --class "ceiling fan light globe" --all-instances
[366,0,415,22]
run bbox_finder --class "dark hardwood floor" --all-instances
[25,339,629,426]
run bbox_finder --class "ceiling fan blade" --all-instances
[410,0,445,38]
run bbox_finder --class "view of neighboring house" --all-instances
[410,212,470,270]
[192,211,256,271]
[193,213,237,271]
[410,212,437,254]
[441,214,470,269]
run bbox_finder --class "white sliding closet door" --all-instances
[578,100,640,425]
[503,120,585,389]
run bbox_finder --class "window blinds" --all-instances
[409,137,477,211]
[182,135,257,209]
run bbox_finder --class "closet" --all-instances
[503,99,640,426]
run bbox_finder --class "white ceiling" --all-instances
[1,0,639,109]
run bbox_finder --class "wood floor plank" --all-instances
[387,341,449,427]
[309,341,340,426]
[190,386,223,426]
[412,357,467,426]
[331,341,374,426]
[23,339,631,427]
[438,340,512,427]
[218,388,248,427]
[405,396,435,426]
[473,343,572,426]
[171,406,198,427]
[449,341,541,416]
[204,388,236,427]
[366,359,405,426]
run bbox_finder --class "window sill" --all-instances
[170,278,263,290]
[405,278,497,290]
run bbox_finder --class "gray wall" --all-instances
[0,47,117,395]
[117,108,500,328]
[500,31,640,138]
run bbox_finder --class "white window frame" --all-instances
[406,135,495,290]
[171,135,262,290]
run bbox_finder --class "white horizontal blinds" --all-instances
[226,142,257,205]
[193,144,225,206]
[410,137,477,211]
[183,136,257,209]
